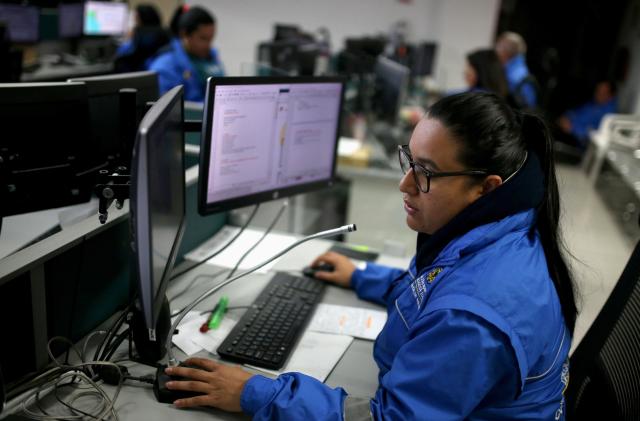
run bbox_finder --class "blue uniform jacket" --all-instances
[240,209,571,420]
[505,54,537,109]
[148,38,224,102]
[566,98,617,146]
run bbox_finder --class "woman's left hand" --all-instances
[164,357,255,412]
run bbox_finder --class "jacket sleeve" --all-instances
[239,309,518,420]
[350,263,405,306]
[241,372,347,420]
[149,56,182,96]
[370,308,519,420]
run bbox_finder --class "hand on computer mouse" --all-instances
[164,357,254,412]
[309,251,356,288]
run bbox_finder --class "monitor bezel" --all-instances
[198,76,346,216]
[131,85,186,331]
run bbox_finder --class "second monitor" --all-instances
[198,77,345,215]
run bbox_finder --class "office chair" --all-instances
[565,232,640,420]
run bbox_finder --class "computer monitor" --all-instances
[411,42,437,77]
[59,3,84,38]
[83,1,128,37]
[0,4,39,44]
[198,77,345,215]
[130,85,186,349]
[373,56,410,124]
[0,82,94,217]
[69,71,159,166]
[274,24,300,41]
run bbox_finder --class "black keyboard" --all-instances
[217,272,325,370]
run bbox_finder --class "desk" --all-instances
[20,62,114,82]
[3,234,409,420]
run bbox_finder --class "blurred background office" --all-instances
[2,0,640,372]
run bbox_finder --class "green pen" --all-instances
[208,296,228,330]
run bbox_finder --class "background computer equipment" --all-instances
[69,71,159,167]
[58,2,85,39]
[198,76,345,216]
[83,1,128,37]
[0,82,95,217]
[0,4,39,44]
[129,85,186,362]
[372,56,410,125]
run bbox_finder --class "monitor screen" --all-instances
[199,77,345,215]
[131,85,185,332]
[0,82,94,217]
[59,3,84,38]
[83,1,128,36]
[0,5,39,43]
[373,56,410,124]
[411,42,437,77]
[69,71,159,165]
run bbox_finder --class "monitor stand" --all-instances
[129,295,172,365]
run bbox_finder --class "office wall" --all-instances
[189,0,499,90]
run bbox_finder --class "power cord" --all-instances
[169,204,260,280]
[225,200,288,280]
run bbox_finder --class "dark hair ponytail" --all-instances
[520,112,578,334]
[429,91,578,335]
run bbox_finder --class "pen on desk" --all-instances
[208,296,229,330]
[199,303,219,333]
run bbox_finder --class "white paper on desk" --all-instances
[184,226,297,274]
[171,311,207,356]
[246,331,353,382]
[308,304,387,340]
[190,315,239,355]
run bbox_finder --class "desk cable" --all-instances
[168,203,260,281]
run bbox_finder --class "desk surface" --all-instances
[5,235,409,420]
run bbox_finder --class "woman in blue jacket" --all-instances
[149,6,224,102]
[164,91,578,420]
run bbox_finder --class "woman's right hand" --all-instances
[309,251,356,288]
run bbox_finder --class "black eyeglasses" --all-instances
[398,145,488,193]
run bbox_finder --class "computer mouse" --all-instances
[302,263,335,278]
[153,363,207,404]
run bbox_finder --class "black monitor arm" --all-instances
[95,167,130,224]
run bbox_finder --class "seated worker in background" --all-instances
[115,4,169,73]
[465,48,509,99]
[496,31,538,110]
[557,80,618,148]
[163,92,577,420]
[149,5,224,102]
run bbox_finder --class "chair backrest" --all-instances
[566,238,640,420]
[593,113,640,149]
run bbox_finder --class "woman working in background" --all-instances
[465,48,509,99]
[149,5,224,102]
[163,92,577,420]
[114,4,169,73]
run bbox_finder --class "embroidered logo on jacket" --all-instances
[410,268,443,307]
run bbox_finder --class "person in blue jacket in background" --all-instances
[149,5,224,102]
[164,91,578,420]
[496,32,538,110]
[464,49,509,99]
[557,80,618,148]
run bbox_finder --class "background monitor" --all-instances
[372,56,410,124]
[0,4,39,44]
[130,85,186,336]
[411,42,438,77]
[83,1,128,36]
[69,71,159,166]
[198,76,345,215]
[0,82,94,217]
[59,3,84,38]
